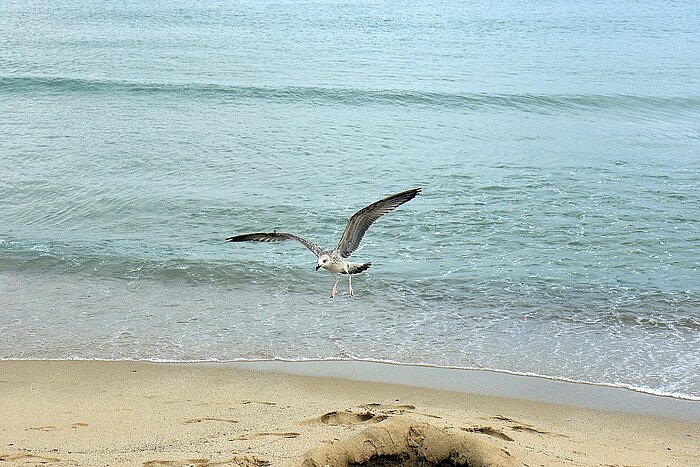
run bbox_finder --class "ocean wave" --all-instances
[0,249,262,284]
[1,75,699,115]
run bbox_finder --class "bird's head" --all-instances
[316,254,330,271]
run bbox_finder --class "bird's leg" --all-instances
[330,273,339,298]
[344,262,353,298]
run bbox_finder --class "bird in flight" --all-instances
[226,188,421,298]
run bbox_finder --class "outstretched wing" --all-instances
[336,187,421,258]
[226,232,324,258]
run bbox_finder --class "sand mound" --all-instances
[302,417,516,467]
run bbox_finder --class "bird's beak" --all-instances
[315,264,321,271]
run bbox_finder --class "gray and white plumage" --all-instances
[226,187,421,297]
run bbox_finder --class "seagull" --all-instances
[226,188,421,298]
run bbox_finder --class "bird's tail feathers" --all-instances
[342,262,372,274]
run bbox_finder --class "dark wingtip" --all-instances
[225,232,287,243]
[398,187,421,203]
[402,187,421,198]
[382,187,421,203]
[225,233,261,242]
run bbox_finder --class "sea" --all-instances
[1,0,698,401]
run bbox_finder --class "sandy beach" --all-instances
[0,361,698,466]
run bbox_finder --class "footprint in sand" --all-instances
[488,415,518,423]
[143,458,211,467]
[28,423,89,432]
[361,402,442,419]
[462,425,515,442]
[485,415,566,438]
[362,402,416,411]
[510,424,563,436]
[322,410,378,424]
[0,452,76,465]
[318,410,388,426]
[193,400,277,408]
[143,455,269,466]
[230,431,300,441]
[315,402,443,426]
[28,425,59,432]
[240,400,277,406]
[183,417,239,425]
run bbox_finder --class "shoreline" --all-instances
[3,357,698,420]
[1,360,698,466]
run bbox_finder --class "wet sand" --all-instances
[0,360,698,466]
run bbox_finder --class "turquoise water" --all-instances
[1,0,699,399]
